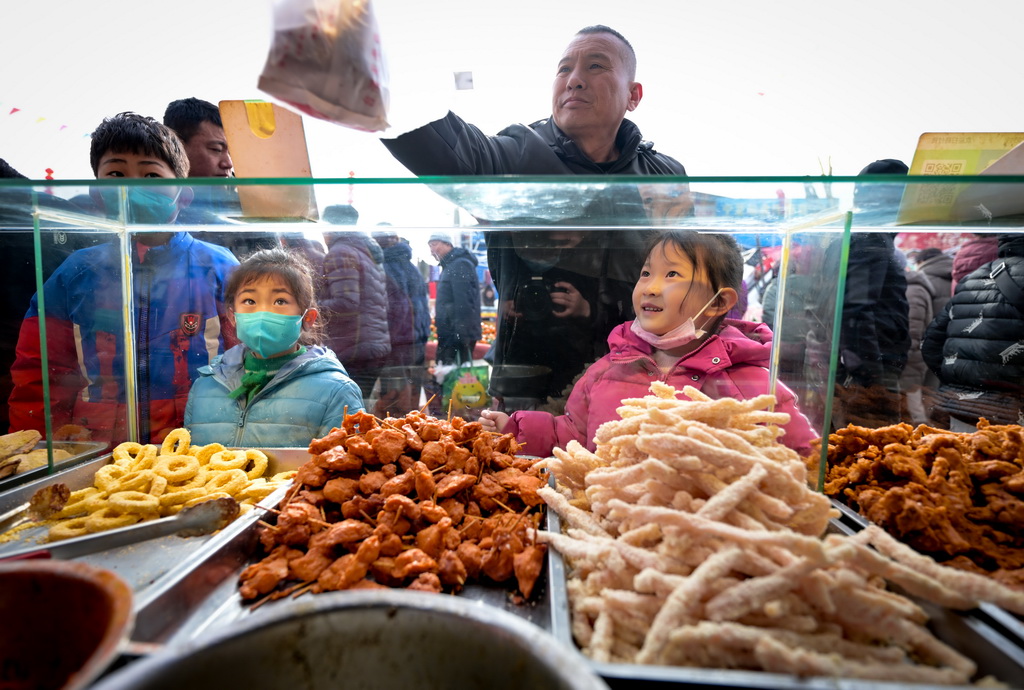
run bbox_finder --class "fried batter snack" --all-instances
[538,382,1023,685]
[238,409,548,603]
[822,419,1024,590]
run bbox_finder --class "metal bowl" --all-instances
[0,560,133,690]
[93,590,607,690]
[489,364,552,398]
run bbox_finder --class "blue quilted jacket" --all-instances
[184,345,364,448]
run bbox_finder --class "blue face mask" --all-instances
[98,187,180,224]
[234,311,305,358]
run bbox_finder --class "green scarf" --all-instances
[228,347,306,403]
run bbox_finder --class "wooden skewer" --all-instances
[358,509,377,526]
[492,498,517,514]
[290,581,316,600]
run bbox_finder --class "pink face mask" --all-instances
[630,290,723,350]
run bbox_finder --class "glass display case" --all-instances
[1,174,1021,486]
[3,175,1024,690]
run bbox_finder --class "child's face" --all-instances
[633,243,716,336]
[96,150,177,179]
[233,276,305,317]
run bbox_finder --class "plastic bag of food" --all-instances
[258,0,389,132]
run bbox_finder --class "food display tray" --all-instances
[546,508,1024,689]
[0,440,108,493]
[0,448,312,637]
[830,497,1024,649]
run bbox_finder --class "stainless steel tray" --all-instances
[130,482,552,647]
[0,448,310,602]
[830,497,1024,648]
[0,440,107,492]
[546,508,1024,689]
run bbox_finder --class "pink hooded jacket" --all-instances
[506,319,817,458]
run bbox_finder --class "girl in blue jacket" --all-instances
[185,248,364,447]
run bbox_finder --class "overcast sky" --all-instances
[2,0,1023,224]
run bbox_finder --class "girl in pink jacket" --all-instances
[480,230,816,457]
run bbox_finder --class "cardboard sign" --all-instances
[219,100,318,221]
[897,132,1024,224]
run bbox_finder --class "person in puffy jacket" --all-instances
[185,248,363,447]
[479,230,815,457]
[899,248,952,425]
[315,205,391,400]
[951,233,999,293]
[922,234,1024,429]
[429,232,481,366]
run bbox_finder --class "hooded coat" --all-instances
[900,252,953,389]
[184,344,364,447]
[505,319,816,458]
[435,245,481,364]
[921,235,1024,425]
[318,232,391,365]
[381,240,431,364]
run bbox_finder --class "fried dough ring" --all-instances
[159,487,207,508]
[204,468,248,496]
[149,474,168,497]
[94,464,129,492]
[184,490,231,508]
[236,478,276,503]
[130,444,159,471]
[113,469,158,493]
[85,506,141,533]
[160,427,191,456]
[56,487,108,518]
[48,517,91,542]
[208,450,248,471]
[192,442,226,465]
[112,442,145,468]
[153,454,200,483]
[245,450,269,480]
[109,490,160,517]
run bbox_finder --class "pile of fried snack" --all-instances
[536,382,1023,685]
[822,419,1024,591]
[19,428,293,542]
[238,410,547,603]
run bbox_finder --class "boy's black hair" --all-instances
[577,25,636,79]
[226,248,325,346]
[89,112,190,178]
[163,98,223,144]
[644,229,744,319]
[0,158,26,179]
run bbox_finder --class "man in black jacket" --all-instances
[382,25,686,408]
[429,232,481,366]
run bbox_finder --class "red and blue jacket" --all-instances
[8,232,238,443]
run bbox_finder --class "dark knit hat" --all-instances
[857,159,909,176]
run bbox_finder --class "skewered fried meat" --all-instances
[822,419,1024,589]
[239,409,547,603]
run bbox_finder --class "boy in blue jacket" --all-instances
[8,112,239,444]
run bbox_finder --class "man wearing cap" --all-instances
[382,25,686,408]
[428,233,481,366]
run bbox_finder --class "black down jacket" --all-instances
[922,234,1024,397]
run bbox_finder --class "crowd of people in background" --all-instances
[1,22,1021,449]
